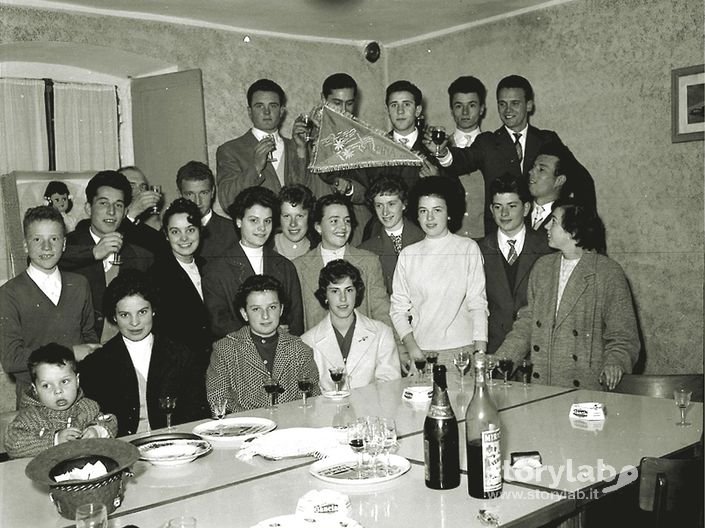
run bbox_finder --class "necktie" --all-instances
[513,132,523,163]
[532,205,544,230]
[507,239,518,265]
[398,137,409,147]
[389,233,403,254]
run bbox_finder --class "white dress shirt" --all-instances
[392,129,419,149]
[252,127,284,184]
[497,226,526,262]
[320,245,346,266]
[177,258,203,299]
[452,128,481,148]
[506,125,528,172]
[26,264,62,305]
[89,227,115,272]
[531,201,554,230]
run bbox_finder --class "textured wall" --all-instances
[387,0,704,374]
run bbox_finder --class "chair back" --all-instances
[638,456,703,527]
[611,374,704,402]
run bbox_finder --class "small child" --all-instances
[43,180,77,233]
[5,344,118,459]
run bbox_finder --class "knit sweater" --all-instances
[5,389,117,459]
[390,232,488,350]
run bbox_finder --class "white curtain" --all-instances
[0,78,49,174]
[53,82,119,171]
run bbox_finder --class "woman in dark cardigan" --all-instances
[80,270,208,436]
[149,198,213,375]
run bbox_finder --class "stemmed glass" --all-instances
[674,389,692,427]
[212,398,228,436]
[329,367,345,395]
[453,351,471,389]
[486,355,498,387]
[381,418,398,476]
[299,114,314,142]
[263,376,283,409]
[266,135,277,162]
[425,351,439,375]
[518,359,533,387]
[431,126,446,156]
[363,417,384,477]
[298,374,313,408]
[159,396,177,431]
[413,357,427,384]
[497,357,514,388]
[75,502,107,528]
[110,252,122,266]
[149,185,162,215]
[347,421,365,479]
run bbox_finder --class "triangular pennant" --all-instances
[308,105,422,173]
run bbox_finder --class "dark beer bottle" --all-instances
[465,352,503,498]
[424,364,460,489]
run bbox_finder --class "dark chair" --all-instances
[610,374,704,402]
[638,456,703,527]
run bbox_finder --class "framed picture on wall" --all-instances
[671,64,704,143]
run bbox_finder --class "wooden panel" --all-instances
[131,69,208,207]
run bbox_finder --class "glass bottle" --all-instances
[465,352,503,498]
[424,364,460,489]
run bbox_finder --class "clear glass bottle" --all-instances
[465,352,503,498]
[424,364,460,489]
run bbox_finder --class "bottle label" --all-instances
[481,428,502,492]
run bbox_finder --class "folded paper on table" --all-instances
[237,427,349,461]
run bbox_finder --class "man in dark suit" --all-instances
[60,171,153,341]
[202,187,304,340]
[428,75,564,235]
[359,175,424,294]
[176,160,237,264]
[479,174,551,355]
[216,79,308,212]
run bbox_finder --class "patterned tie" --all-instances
[507,239,518,265]
[398,137,409,147]
[513,132,523,163]
[532,205,544,230]
[389,233,403,254]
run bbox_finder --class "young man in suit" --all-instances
[479,174,551,355]
[202,186,304,340]
[60,171,153,342]
[359,175,424,294]
[446,76,488,239]
[176,160,237,264]
[216,79,308,212]
[429,75,565,235]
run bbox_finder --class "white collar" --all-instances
[393,128,418,148]
[533,200,554,212]
[320,245,346,265]
[251,127,281,142]
[88,226,102,245]
[505,124,528,138]
[453,128,481,146]
[384,224,404,237]
[201,209,213,226]
[239,241,264,257]
[497,225,526,254]
[123,333,154,379]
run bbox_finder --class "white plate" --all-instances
[192,417,277,446]
[322,390,351,400]
[251,514,362,528]
[138,438,211,467]
[310,454,411,485]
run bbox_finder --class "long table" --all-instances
[0,376,700,527]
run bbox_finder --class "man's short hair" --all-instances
[235,274,287,313]
[386,80,422,106]
[228,186,280,224]
[28,343,77,384]
[496,75,534,102]
[312,194,357,232]
[489,173,531,204]
[103,269,158,325]
[447,76,487,107]
[536,142,571,176]
[322,73,357,98]
[118,165,145,178]
[247,78,286,107]
[314,259,365,309]
[23,205,66,236]
[85,170,132,206]
[554,199,606,254]
[408,176,466,233]
[162,197,203,235]
[176,161,215,191]
[279,184,315,212]
[365,175,408,206]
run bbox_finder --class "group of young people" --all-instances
[0,71,639,458]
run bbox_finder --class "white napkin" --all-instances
[54,460,108,482]
[237,427,348,461]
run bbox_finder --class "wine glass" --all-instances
[381,418,398,475]
[328,367,345,394]
[149,185,162,215]
[518,359,533,386]
[425,351,439,376]
[674,389,692,426]
[497,357,514,388]
[263,376,282,409]
[413,357,427,384]
[75,502,107,528]
[299,114,314,142]
[363,417,384,477]
[266,134,277,162]
[159,396,177,430]
[110,252,122,266]
[453,351,471,389]
[298,374,313,408]
[211,398,227,436]
[431,126,446,156]
[347,421,365,479]
[486,355,498,387]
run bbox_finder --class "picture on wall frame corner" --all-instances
[671,64,704,143]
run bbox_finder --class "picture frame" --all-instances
[671,64,704,143]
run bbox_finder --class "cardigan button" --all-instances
[536,321,542,327]
[532,372,540,379]
[573,379,580,387]
[533,345,540,352]
[572,354,578,361]
[572,329,579,337]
